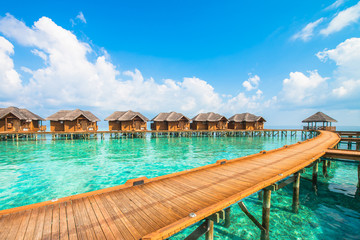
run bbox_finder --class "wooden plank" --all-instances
[59,202,69,240]
[33,206,46,240]
[65,201,78,240]
[92,194,127,239]
[86,196,116,239]
[2,212,22,239]
[23,207,40,240]
[14,209,32,240]
[108,191,159,236]
[79,197,106,239]
[72,198,97,240]
[51,203,60,240]
[42,205,53,240]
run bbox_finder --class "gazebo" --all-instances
[302,112,337,131]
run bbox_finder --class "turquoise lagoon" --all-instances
[0,132,359,239]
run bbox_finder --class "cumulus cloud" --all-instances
[317,37,360,99]
[76,12,87,24]
[292,18,324,41]
[320,1,360,36]
[0,14,269,116]
[0,36,22,100]
[242,75,260,91]
[280,71,329,106]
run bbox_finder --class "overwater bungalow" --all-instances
[191,112,228,130]
[0,106,45,132]
[228,113,266,130]
[46,109,100,132]
[151,112,190,131]
[105,110,148,131]
[302,112,337,131]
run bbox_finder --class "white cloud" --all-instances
[292,18,324,41]
[317,37,360,98]
[0,14,269,116]
[31,49,48,62]
[76,12,87,24]
[242,74,260,91]
[0,36,22,99]
[281,71,329,106]
[325,0,346,11]
[320,2,360,36]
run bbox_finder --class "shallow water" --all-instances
[0,133,359,239]
[0,134,301,210]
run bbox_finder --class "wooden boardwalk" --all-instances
[0,131,339,240]
[324,149,360,161]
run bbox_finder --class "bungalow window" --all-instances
[7,123,13,129]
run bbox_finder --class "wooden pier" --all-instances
[0,130,340,240]
[0,129,304,141]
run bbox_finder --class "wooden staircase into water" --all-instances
[0,131,341,240]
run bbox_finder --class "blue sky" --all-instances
[0,0,359,126]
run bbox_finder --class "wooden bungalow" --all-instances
[228,113,266,130]
[46,109,100,132]
[105,110,148,131]
[191,112,228,130]
[151,112,190,131]
[0,106,44,132]
[302,112,337,131]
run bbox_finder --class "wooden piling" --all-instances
[322,160,328,177]
[358,164,360,189]
[224,207,231,228]
[261,189,271,240]
[205,219,214,240]
[312,161,318,191]
[292,173,300,213]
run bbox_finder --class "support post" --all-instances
[184,219,211,240]
[322,160,328,177]
[358,164,360,189]
[205,220,214,240]
[312,161,318,191]
[292,172,301,213]
[224,207,231,228]
[261,189,271,240]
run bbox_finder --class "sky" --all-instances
[0,0,359,126]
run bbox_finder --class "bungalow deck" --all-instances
[0,130,345,240]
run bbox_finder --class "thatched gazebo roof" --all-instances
[46,109,100,122]
[105,110,148,122]
[302,112,337,123]
[152,112,190,122]
[0,106,44,121]
[192,112,227,122]
[229,113,266,123]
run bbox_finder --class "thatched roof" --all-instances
[192,112,227,122]
[0,106,44,121]
[229,113,266,123]
[105,110,148,122]
[46,109,100,122]
[152,112,190,122]
[302,112,337,123]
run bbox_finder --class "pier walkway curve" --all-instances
[0,130,340,240]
